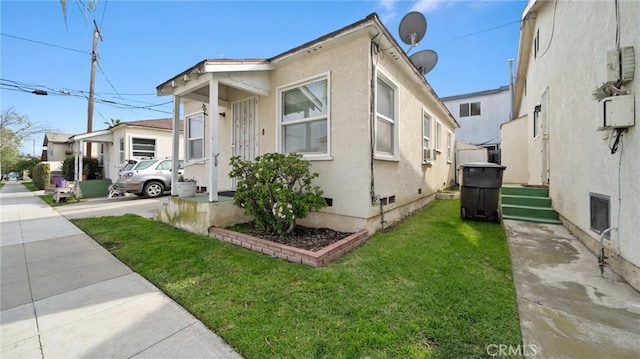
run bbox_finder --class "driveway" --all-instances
[54,194,167,220]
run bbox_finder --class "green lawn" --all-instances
[72,199,521,359]
[20,181,83,206]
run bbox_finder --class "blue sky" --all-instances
[1,0,526,155]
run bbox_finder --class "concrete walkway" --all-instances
[0,181,242,358]
[505,220,640,359]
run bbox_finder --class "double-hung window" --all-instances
[279,76,329,158]
[376,73,398,159]
[459,102,481,117]
[187,113,204,160]
[422,111,431,163]
[131,138,156,158]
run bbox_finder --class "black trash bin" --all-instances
[459,162,506,223]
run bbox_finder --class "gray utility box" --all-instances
[459,162,506,223]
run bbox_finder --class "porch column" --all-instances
[75,139,84,182]
[208,79,219,202]
[171,96,181,196]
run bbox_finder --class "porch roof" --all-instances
[69,129,113,143]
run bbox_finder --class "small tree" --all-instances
[229,153,326,235]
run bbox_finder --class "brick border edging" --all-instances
[208,227,370,267]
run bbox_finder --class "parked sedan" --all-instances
[114,158,183,198]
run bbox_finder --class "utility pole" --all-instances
[86,19,102,157]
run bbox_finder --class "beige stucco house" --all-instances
[41,132,74,161]
[502,0,639,290]
[156,13,458,235]
[69,119,184,183]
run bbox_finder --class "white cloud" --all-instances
[410,0,456,13]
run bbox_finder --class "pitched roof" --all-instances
[44,132,73,145]
[440,85,510,102]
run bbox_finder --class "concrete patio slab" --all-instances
[505,220,640,358]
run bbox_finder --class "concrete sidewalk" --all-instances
[505,220,640,359]
[0,181,242,358]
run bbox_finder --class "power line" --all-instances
[1,33,90,54]
[445,19,521,42]
[100,0,108,30]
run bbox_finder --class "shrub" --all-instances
[31,162,50,190]
[63,156,100,180]
[229,153,326,235]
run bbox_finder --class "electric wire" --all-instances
[0,33,89,54]
[535,0,557,59]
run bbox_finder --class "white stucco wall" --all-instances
[501,116,528,184]
[106,126,183,182]
[178,29,456,233]
[442,87,511,147]
[513,0,640,285]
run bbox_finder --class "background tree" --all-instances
[60,0,97,28]
[103,118,121,129]
[0,108,48,176]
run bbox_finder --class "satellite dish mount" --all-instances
[398,11,438,75]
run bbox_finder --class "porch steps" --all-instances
[501,186,561,224]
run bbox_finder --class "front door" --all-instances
[232,97,257,189]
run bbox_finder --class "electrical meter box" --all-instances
[601,95,635,130]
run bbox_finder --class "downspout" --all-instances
[369,34,385,230]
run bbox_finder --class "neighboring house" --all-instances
[69,118,184,183]
[155,12,459,235]
[42,132,73,161]
[502,0,639,290]
[441,85,511,163]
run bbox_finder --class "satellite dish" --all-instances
[410,50,438,75]
[399,11,427,47]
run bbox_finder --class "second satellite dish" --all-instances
[410,50,438,75]
[399,11,427,47]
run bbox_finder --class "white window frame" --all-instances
[131,137,156,159]
[447,130,453,163]
[186,111,205,161]
[276,72,331,160]
[422,110,432,164]
[375,69,399,160]
[435,121,442,153]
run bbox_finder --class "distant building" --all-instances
[441,85,511,163]
[41,132,73,161]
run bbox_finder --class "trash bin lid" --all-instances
[458,162,506,170]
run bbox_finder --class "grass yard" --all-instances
[72,199,521,359]
[20,181,83,206]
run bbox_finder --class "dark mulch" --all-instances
[246,226,354,252]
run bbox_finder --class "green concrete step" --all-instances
[502,204,559,220]
[501,186,549,197]
[501,194,552,207]
[502,214,562,225]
